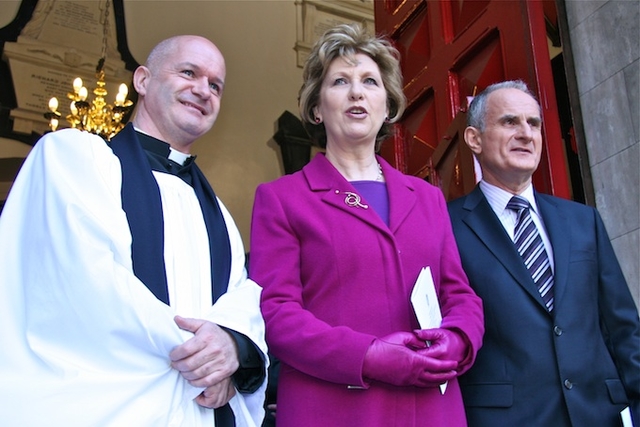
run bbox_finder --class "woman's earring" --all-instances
[314,117,321,124]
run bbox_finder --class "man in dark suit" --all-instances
[448,80,639,427]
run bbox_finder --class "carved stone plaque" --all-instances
[294,0,374,67]
[2,0,132,135]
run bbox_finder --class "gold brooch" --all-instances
[342,191,368,209]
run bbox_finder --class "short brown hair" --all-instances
[298,22,406,149]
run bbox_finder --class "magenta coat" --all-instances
[250,154,484,427]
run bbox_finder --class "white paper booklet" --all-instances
[410,266,447,394]
[411,266,442,329]
[620,407,633,427]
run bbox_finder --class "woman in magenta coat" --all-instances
[249,23,484,427]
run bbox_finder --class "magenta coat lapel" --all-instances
[302,153,419,235]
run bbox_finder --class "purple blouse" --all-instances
[351,181,389,226]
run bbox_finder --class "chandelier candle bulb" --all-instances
[48,97,58,112]
[45,96,62,131]
[115,91,126,107]
[79,87,88,102]
[73,77,83,94]
[118,83,128,97]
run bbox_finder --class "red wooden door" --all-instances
[375,0,570,200]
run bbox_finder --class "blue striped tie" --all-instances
[507,196,554,311]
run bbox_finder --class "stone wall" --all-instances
[565,0,639,306]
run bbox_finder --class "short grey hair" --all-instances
[467,80,539,131]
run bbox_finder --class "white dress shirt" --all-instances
[479,180,555,272]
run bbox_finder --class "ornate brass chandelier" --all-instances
[44,1,133,140]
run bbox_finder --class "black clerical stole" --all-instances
[109,123,232,305]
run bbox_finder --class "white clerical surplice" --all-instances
[0,129,266,427]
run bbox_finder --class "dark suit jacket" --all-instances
[448,185,640,427]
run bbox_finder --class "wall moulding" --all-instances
[294,0,374,67]
[1,0,137,141]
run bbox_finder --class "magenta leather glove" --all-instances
[414,328,469,366]
[362,331,457,387]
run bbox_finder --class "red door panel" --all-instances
[375,0,570,200]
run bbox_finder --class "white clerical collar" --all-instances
[167,148,190,165]
[134,126,192,166]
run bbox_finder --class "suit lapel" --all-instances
[536,193,570,312]
[462,187,550,312]
[382,158,417,234]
